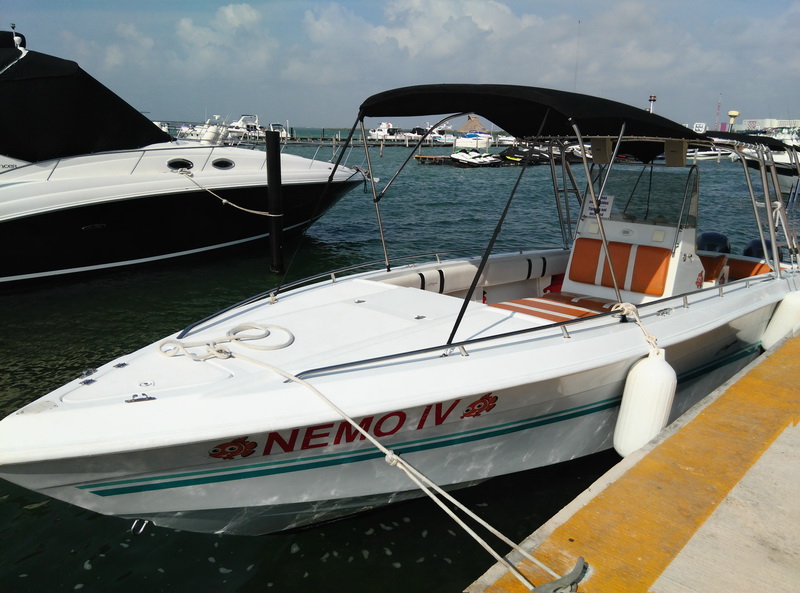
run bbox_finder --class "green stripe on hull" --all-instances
[85,397,621,497]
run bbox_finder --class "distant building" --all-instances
[740,118,800,132]
[687,118,799,135]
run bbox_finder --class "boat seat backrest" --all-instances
[381,252,571,295]
[698,252,727,283]
[697,252,774,282]
[568,237,671,297]
[726,257,773,280]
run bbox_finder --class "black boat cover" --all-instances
[359,84,705,163]
[0,36,172,163]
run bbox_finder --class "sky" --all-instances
[4,1,800,130]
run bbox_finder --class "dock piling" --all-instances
[265,131,284,274]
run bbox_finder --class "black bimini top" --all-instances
[709,130,788,151]
[0,36,172,163]
[359,84,705,163]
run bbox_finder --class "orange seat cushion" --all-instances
[569,238,671,296]
[490,293,615,323]
[631,245,671,294]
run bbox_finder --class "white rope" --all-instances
[176,170,282,217]
[160,332,564,589]
[612,302,659,352]
[159,323,294,362]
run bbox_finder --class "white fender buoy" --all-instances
[761,290,800,351]
[613,348,677,457]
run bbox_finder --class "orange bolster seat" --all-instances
[569,238,671,296]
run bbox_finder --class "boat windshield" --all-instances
[594,164,698,228]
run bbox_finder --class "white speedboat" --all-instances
[0,32,365,284]
[367,121,404,141]
[496,134,517,146]
[227,114,266,141]
[454,132,494,150]
[175,115,231,145]
[454,115,494,150]
[1,84,799,536]
[408,123,458,146]
[714,131,800,198]
[268,122,291,141]
[685,147,727,162]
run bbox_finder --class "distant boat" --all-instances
[454,115,493,150]
[712,131,800,196]
[0,31,364,284]
[453,115,494,152]
[367,122,404,141]
[454,132,493,150]
[404,123,456,145]
[268,122,291,141]
[427,124,456,146]
[496,134,517,146]
[228,114,266,141]
[175,115,231,145]
[685,147,727,161]
[754,126,800,148]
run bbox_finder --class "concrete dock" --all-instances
[467,336,800,593]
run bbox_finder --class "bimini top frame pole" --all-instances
[358,119,391,271]
[357,112,470,273]
[571,119,627,303]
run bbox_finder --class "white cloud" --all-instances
[217,3,262,30]
[170,4,276,80]
[21,0,800,125]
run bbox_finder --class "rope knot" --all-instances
[207,343,232,359]
[612,302,659,352]
[385,451,400,466]
[611,302,637,319]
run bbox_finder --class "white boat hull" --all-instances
[455,135,493,151]
[0,252,781,534]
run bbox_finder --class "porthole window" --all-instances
[212,158,235,170]
[167,158,194,170]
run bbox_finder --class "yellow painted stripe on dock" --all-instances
[482,336,800,593]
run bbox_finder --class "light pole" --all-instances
[648,95,657,113]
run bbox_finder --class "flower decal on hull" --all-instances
[460,393,498,418]
[209,436,257,460]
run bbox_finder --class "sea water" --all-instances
[0,147,767,592]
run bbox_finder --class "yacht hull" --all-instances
[0,179,361,282]
[0,145,364,283]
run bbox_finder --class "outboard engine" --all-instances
[696,231,731,253]
[743,239,778,259]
